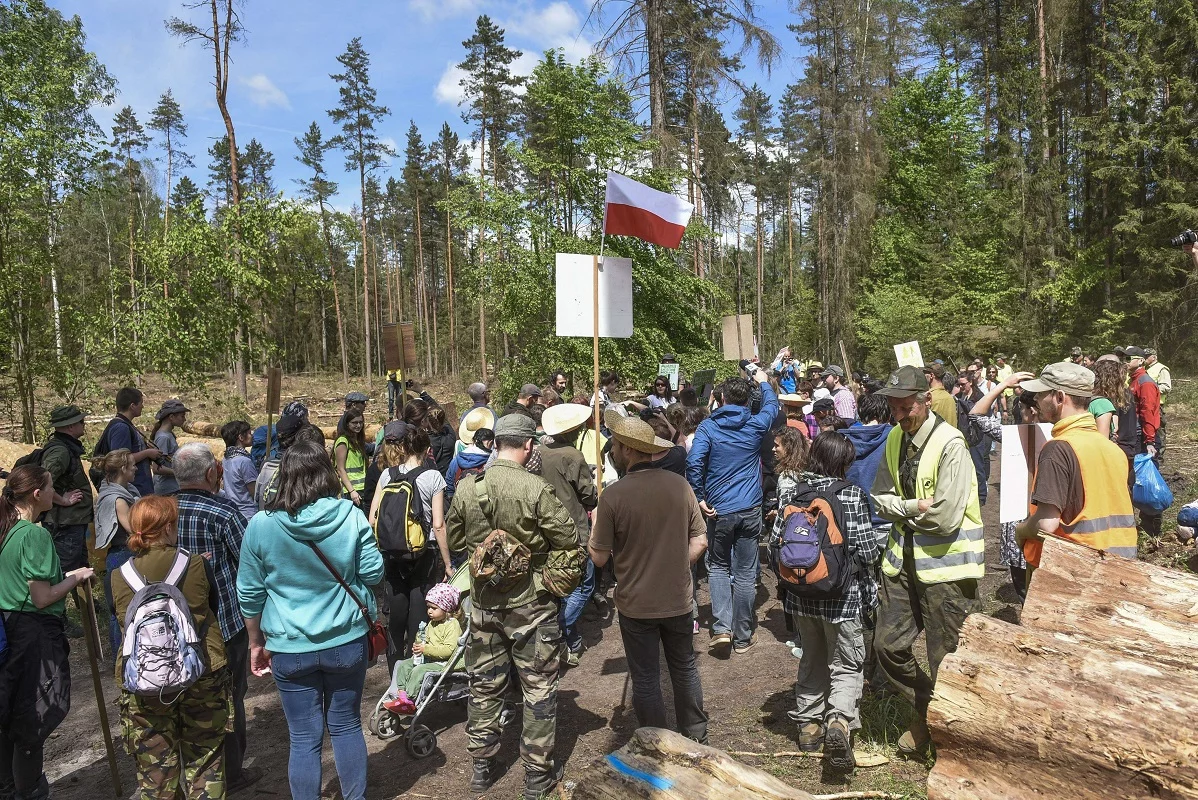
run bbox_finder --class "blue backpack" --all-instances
[771,480,855,599]
[250,424,278,470]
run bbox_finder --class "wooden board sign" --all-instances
[382,322,418,371]
[265,368,283,414]
[400,322,417,369]
[720,314,754,361]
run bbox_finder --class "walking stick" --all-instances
[80,580,123,797]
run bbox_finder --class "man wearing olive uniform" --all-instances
[870,366,984,760]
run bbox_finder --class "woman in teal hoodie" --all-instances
[237,441,384,800]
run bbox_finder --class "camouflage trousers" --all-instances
[465,596,562,775]
[120,668,233,800]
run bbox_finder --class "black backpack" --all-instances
[375,466,430,562]
[1115,386,1142,457]
[14,437,74,474]
[770,480,856,599]
[954,394,986,448]
[90,415,141,488]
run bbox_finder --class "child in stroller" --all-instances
[382,582,463,715]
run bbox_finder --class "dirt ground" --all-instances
[25,373,1198,800]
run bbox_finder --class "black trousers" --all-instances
[223,629,249,783]
[618,612,708,743]
[384,551,439,668]
[0,733,47,799]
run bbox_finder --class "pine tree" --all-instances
[735,85,775,345]
[147,88,192,237]
[242,138,276,201]
[111,105,150,359]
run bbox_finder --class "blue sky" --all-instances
[52,0,805,210]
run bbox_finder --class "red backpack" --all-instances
[770,481,856,598]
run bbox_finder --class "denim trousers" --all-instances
[560,558,595,652]
[103,548,135,653]
[271,636,369,800]
[618,613,708,743]
[706,508,762,645]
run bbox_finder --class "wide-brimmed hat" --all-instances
[542,404,592,437]
[877,365,930,398]
[49,405,86,428]
[458,407,495,445]
[155,398,190,421]
[778,394,805,407]
[1020,362,1095,395]
[604,409,673,454]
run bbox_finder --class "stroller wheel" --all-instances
[370,699,404,740]
[407,724,437,759]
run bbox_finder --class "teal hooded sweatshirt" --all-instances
[237,496,384,654]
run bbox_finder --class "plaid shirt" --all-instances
[176,489,248,641]
[775,472,880,624]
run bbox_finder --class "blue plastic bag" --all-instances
[1132,453,1173,513]
[1178,502,1198,529]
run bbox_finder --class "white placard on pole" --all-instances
[657,363,680,390]
[999,423,1054,524]
[894,340,924,368]
[555,253,633,338]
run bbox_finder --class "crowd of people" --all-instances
[0,341,1173,799]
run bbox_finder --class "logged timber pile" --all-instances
[928,537,1198,800]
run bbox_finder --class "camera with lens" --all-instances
[1169,229,1197,247]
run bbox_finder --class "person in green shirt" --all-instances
[0,464,94,800]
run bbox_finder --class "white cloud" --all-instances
[507,1,580,42]
[240,73,291,110]
[380,136,399,164]
[434,62,469,106]
[409,0,482,21]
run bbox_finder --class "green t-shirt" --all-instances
[0,520,66,615]
[1089,397,1116,418]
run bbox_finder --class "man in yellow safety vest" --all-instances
[870,365,984,761]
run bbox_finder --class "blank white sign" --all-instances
[555,253,633,339]
[999,423,1054,523]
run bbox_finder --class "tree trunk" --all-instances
[319,202,350,384]
[358,167,372,388]
[646,0,669,167]
[447,204,456,376]
[927,538,1198,800]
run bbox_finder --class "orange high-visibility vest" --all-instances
[1024,413,1137,567]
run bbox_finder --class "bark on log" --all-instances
[927,538,1198,800]
[571,728,816,800]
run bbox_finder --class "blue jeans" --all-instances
[103,548,134,654]
[271,636,369,800]
[560,558,595,652]
[969,440,992,505]
[706,508,762,646]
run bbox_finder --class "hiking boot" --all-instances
[733,634,758,655]
[524,764,563,800]
[470,757,497,793]
[228,766,263,795]
[564,647,581,668]
[797,722,825,752]
[708,632,732,651]
[896,719,933,761]
[823,717,856,771]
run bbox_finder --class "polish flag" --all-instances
[603,171,694,249]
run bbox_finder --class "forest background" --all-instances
[3,0,1198,442]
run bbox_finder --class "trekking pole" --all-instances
[80,580,123,797]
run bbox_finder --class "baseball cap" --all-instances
[1019,362,1095,394]
[877,365,930,398]
[519,383,543,399]
[812,397,835,413]
[49,405,86,428]
[820,365,845,378]
[1123,346,1147,358]
[493,413,536,440]
[276,414,304,438]
[345,391,369,403]
[383,420,410,442]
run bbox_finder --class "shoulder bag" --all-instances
[305,541,388,663]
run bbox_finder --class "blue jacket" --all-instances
[687,383,780,514]
[841,423,894,527]
[445,446,490,501]
[237,496,384,654]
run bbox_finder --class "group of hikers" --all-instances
[0,340,1171,799]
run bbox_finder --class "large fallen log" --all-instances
[928,537,1198,800]
[571,727,816,800]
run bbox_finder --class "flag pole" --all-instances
[593,229,606,495]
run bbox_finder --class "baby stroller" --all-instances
[369,563,473,759]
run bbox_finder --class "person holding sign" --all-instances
[1014,363,1137,569]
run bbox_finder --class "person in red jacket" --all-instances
[1124,346,1162,540]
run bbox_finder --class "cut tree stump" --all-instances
[571,728,817,799]
[928,537,1198,800]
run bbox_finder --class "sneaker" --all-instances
[733,634,758,655]
[790,646,803,659]
[708,632,732,651]
[470,757,497,793]
[823,717,855,771]
[797,722,825,752]
[896,720,933,761]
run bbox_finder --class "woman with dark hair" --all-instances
[1089,359,1130,440]
[220,420,258,521]
[112,495,230,799]
[334,409,367,507]
[367,423,450,663]
[445,427,493,502]
[238,441,384,800]
[151,399,188,495]
[777,433,879,771]
[646,375,676,410]
[0,465,94,799]
[423,405,456,475]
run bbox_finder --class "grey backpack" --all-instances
[119,549,207,701]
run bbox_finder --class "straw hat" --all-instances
[458,407,495,446]
[778,394,805,407]
[603,409,673,454]
[542,403,592,437]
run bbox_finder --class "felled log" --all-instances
[927,537,1198,800]
[571,727,816,800]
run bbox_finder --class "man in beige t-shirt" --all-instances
[589,411,709,743]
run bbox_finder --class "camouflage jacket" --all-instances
[446,459,577,610]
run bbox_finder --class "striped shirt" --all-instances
[176,489,248,641]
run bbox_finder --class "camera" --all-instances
[739,359,760,377]
[1169,229,1197,247]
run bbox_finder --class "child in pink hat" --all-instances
[382,583,463,715]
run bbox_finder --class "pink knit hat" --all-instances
[425,583,461,614]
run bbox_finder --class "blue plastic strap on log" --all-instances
[604,753,674,791]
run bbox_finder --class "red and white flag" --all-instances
[602,171,694,249]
